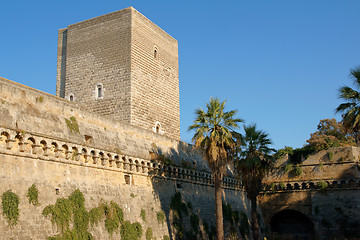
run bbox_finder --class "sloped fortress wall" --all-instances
[0,77,249,239]
[56,7,180,140]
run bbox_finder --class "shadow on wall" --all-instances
[260,163,360,240]
[259,189,315,240]
[147,143,251,240]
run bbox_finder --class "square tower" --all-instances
[56,7,180,140]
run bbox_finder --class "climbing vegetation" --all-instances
[156,210,166,225]
[65,116,80,134]
[140,209,146,222]
[103,201,124,235]
[26,184,39,206]
[145,227,153,240]
[42,189,96,239]
[1,190,20,227]
[120,221,142,240]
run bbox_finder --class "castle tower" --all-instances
[56,7,180,140]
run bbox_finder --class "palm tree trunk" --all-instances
[251,197,260,240]
[215,173,224,240]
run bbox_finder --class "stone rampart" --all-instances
[260,147,360,239]
[0,77,250,239]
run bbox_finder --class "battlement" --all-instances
[0,125,241,190]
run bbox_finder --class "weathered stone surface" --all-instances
[56,7,180,140]
[0,76,249,239]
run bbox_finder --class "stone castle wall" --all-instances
[0,77,249,239]
[56,8,133,124]
[130,9,180,140]
[56,7,180,140]
[260,148,360,239]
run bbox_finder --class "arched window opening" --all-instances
[156,124,160,134]
[153,121,164,135]
[97,85,102,98]
[154,46,158,59]
[69,95,74,101]
[95,83,104,99]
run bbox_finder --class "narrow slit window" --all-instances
[156,125,160,134]
[154,49,157,58]
[97,85,102,98]
[95,83,104,99]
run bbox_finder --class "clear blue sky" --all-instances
[1,1,359,150]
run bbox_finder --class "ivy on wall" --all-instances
[42,189,99,239]
[120,221,142,240]
[1,190,20,227]
[65,116,80,134]
[26,184,39,206]
[103,201,124,235]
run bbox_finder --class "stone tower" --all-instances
[56,7,180,140]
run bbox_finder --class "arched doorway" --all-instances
[270,209,315,239]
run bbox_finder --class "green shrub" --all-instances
[65,116,80,134]
[120,221,142,240]
[222,202,233,224]
[156,210,166,225]
[1,190,20,226]
[104,201,124,235]
[284,163,293,173]
[239,211,249,238]
[170,192,188,239]
[317,181,328,193]
[181,159,194,169]
[43,198,72,233]
[293,165,303,176]
[270,182,276,193]
[89,206,103,228]
[274,146,293,159]
[163,235,170,240]
[170,192,188,219]
[290,145,315,164]
[140,209,146,222]
[328,151,334,161]
[42,189,97,239]
[190,213,200,233]
[27,184,39,206]
[145,227,153,240]
[279,183,286,190]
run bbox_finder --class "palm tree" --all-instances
[336,66,360,145]
[235,124,274,240]
[189,98,243,240]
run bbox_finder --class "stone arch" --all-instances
[152,121,164,135]
[95,83,104,99]
[1,131,10,140]
[270,209,315,239]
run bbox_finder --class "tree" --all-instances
[235,124,274,240]
[306,118,355,151]
[188,98,243,240]
[336,66,360,145]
